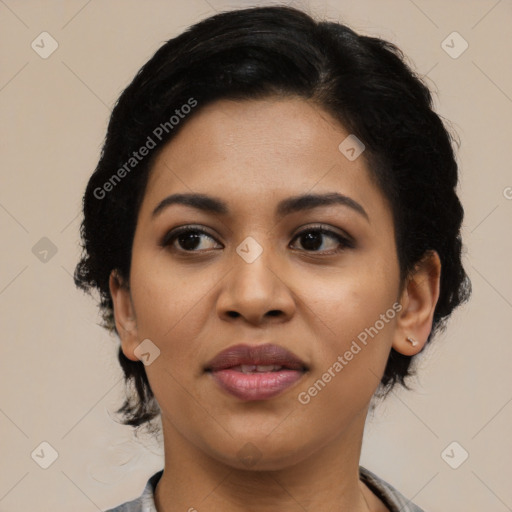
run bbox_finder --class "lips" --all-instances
[205,343,308,401]
[204,343,308,372]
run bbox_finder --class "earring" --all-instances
[406,336,419,347]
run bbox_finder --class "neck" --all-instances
[154,406,384,512]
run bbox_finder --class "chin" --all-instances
[205,433,316,472]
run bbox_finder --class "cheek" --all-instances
[302,251,399,338]
[297,252,400,398]
[294,289,398,431]
[129,250,220,365]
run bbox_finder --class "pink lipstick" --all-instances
[204,343,308,401]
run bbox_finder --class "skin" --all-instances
[109,97,441,512]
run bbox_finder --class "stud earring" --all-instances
[406,336,419,347]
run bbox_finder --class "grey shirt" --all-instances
[105,466,425,511]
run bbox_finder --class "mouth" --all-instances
[204,343,308,401]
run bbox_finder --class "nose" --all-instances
[216,247,296,326]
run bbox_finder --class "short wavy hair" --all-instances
[74,5,471,428]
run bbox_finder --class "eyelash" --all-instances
[160,224,354,255]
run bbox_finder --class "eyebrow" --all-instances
[151,192,369,222]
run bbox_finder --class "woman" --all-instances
[74,5,471,511]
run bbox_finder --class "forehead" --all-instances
[139,97,388,224]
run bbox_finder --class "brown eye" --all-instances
[290,226,354,253]
[161,227,221,252]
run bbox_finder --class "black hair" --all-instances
[74,5,471,429]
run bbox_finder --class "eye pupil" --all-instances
[179,233,201,250]
[301,232,322,251]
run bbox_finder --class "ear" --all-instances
[109,269,140,362]
[393,250,441,355]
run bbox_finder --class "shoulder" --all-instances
[359,466,426,512]
[104,470,163,512]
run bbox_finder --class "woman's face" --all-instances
[112,97,411,469]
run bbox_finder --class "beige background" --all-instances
[1,0,511,510]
